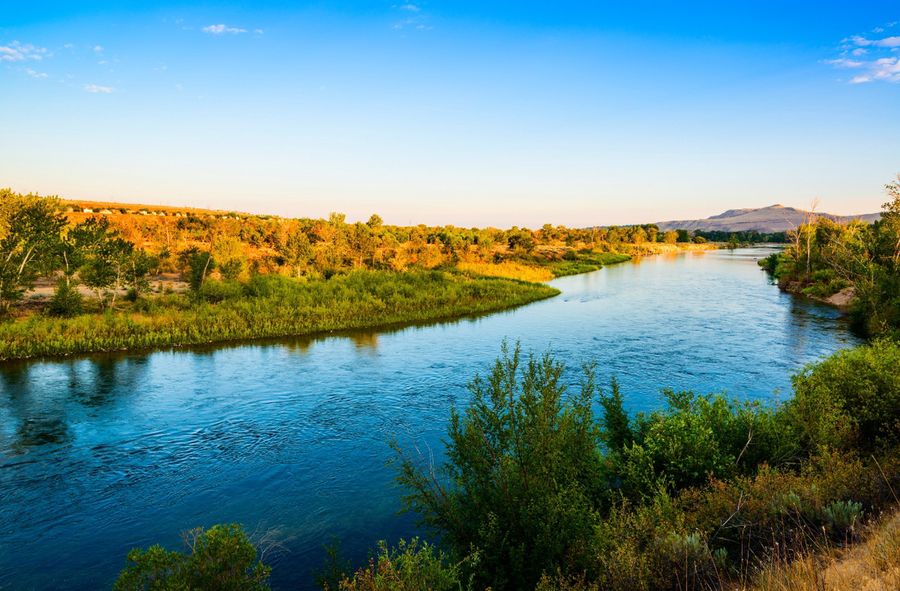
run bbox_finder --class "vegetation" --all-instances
[384,340,900,591]
[105,177,897,590]
[0,188,714,360]
[130,337,897,590]
[332,539,475,591]
[746,511,900,591]
[759,176,900,337]
[0,271,557,360]
[114,524,271,591]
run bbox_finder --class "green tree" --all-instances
[114,524,271,591]
[180,247,216,292]
[395,344,605,590]
[598,377,632,453]
[0,190,66,312]
[278,229,314,276]
[71,217,135,307]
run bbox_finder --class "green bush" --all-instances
[336,538,470,591]
[614,391,796,499]
[394,343,606,590]
[197,279,245,303]
[47,279,83,317]
[789,340,900,451]
[822,500,863,537]
[114,524,271,591]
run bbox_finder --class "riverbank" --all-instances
[455,244,716,283]
[457,251,633,281]
[0,270,558,362]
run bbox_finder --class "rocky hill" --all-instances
[657,205,880,233]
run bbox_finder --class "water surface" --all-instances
[0,248,861,589]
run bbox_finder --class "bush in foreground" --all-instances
[114,524,271,591]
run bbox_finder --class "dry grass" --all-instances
[745,510,900,591]
[457,261,555,282]
[620,242,720,256]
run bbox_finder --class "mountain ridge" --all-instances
[656,205,881,233]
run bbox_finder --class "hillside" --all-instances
[657,204,880,233]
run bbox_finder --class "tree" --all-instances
[114,524,271,591]
[0,190,66,312]
[71,217,135,308]
[663,230,678,245]
[880,176,900,266]
[125,250,158,299]
[212,236,247,281]
[277,228,313,276]
[180,247,215,292]
[395,344,605,590]
[366,214,383,230]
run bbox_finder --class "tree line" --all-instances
[1,188,713,318]
[760,176,900,337]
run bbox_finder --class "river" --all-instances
[0,248,861,589]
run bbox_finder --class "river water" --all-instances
[0,248,861,589]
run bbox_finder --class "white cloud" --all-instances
[392,3,431,31]
[829,30,900,83]
[0,41,49,62]
[84,83,114,93]
[25,68,48,79]
[850,35,900,48]
[202,24,247,35]
[93,45,103,53]
[828,58,864,68]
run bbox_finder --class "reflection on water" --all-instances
[0,249,860,590]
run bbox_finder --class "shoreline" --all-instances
[0,271,558,364]
[0,244,727,364]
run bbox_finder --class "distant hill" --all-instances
[656,205,881,233]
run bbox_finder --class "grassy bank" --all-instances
[0,270,558,361]
[458,251,632,281]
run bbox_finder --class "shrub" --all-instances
[336,538,469,591]
[47,279,83,317]
[394,343,606,590]
[197,279,245,303]
[114,524,271,591]
[614,391,796,499]
[822,500,863,538]
[789,340,900,451]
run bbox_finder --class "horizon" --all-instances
[22,192,886,229]
[2,1,899,226]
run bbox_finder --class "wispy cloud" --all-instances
[0,41,49,62]
[202,24,248,35]
[849,34,900,48]
[25,68,48,79]
[397,3,420,12]
[829,24,900,83]
[392,2,432,31]
[84,83,114,94]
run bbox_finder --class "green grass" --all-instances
[0,270,559,361]
[546,252,632,277]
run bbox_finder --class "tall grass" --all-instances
[0,270,558,361]
[747,510,900,591]
[456,261,555,282]
[458,252,632,281]
[548,252,631,277]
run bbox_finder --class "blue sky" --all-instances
[1,1,898,226]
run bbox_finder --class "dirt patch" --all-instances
[825,286,856,309]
